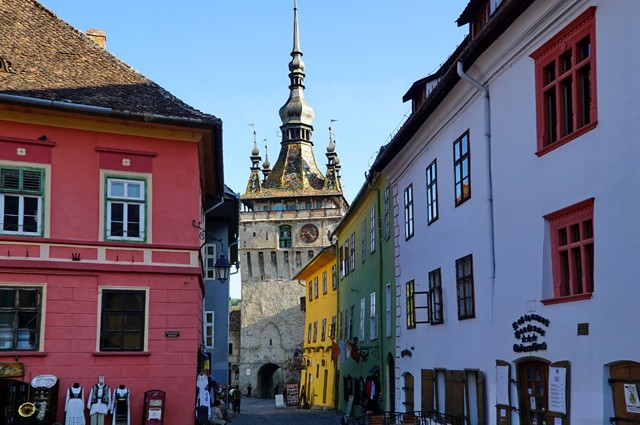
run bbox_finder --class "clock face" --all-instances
[299,223,319,243]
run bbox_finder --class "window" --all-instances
[322,271,327,294]
[385,283,391,337]
[330,315,336,339]
[100,289,146,351]
[204,311,214,349]
[350,233,356,271]
[313,277,318,299]
[456,255,475,319]
[321,318,326,341]
[370,292,377,340]
[339,311,344,340]
[370,206,376,253]
[349,305,354,340]
[106,177,145,241]
[361,220,367,262]
[312,321,317,343]
[307,323,312,343]
[229,343,233,355]
[453,132,471,206]
[426,159,438,224]
[359,298,365,341]
[429,268,444,324]
[0,286,42,351]
[531,7,597,155]
[406,280,416,329]
[0,167,43,236]
[383,185,391,240]
[279,225,292,248]
[544,198,594,301]
[331,265,337,290]
[404,184,414,239]
[204,244,217,279]
[308,281,313,302]
[343,240,350,277]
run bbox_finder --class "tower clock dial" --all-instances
[299,223,319,243]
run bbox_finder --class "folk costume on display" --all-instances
[111,386,130,425]
[88,381,111,425]
[65,385,85,425]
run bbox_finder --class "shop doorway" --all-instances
[517,360,549,425]
[610,361,640,424]
[0,379,29,425]
[403,372,415,413]
[387,353,396,415]
[257,363,281,399]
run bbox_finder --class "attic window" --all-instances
[0,58,12,73]
[471,1,490,38]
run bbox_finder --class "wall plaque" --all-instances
[0,362,24,378]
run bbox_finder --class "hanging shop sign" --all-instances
[0,361,24,378]
[512,314,550,353]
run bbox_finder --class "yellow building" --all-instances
[294,246,338,409]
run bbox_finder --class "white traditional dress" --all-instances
[65,386,85,425]
[111,386,130,425]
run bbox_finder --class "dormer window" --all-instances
[471,1,489,38]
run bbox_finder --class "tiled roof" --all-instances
[0,0,215,122]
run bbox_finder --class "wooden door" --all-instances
[404,373,414,413]
[517,360,549,425]
[610,362,640,424]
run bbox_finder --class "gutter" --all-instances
[0,93,221,126]
[456,61,496,316]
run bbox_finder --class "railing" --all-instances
[345,410,462,425]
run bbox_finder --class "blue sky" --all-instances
[38,0,470,297]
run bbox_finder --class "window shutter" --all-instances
[548,360,570,425]
[444,370,465,419]
[421,369,434,412]
[495,360,511,425]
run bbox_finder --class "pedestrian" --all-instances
[210,400,226,425]
[232,385,241,414]
[247,383,252,398]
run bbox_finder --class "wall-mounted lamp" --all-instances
[192,220,232,283]
[400,349,412,358]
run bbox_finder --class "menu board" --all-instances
[285,383,299,407]
[548,367,566,414]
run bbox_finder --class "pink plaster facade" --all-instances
[0,117,209,424]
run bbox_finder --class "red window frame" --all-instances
[543,198,594,304]
[531,7,597,156]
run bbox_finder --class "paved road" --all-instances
[226,397,344,425]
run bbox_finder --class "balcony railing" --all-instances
[345,410,462,425]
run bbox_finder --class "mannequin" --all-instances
[87,376,111,425]
[65,382,85,425]
[111,385,130,425]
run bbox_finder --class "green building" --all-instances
[334,171,396,417]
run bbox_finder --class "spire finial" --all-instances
[293,0,300,54]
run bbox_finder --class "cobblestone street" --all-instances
[226,397,343,425]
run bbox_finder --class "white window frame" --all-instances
[384,186,391,240]
[321,318,327,341]
[0,167,44,236]
[361,220,367,263]
[370,292,377,340]
[106,177,146,241]
[204,244,217,280]
[386,283,391,337]
[370,206,376,253]
[359,298,366,341]
[204,310,215,349]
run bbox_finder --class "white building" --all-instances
[373,0,640,424]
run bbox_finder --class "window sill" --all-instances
[0,351,47,357]
[541,293,592,305]
[93,351,151,357]
[535,121,597,157]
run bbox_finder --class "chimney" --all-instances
[86,29,106,49]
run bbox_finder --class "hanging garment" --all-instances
[111,387,130,425]
[65,386,85,425]
[88,383,111,416]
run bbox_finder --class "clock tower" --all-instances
[237,1,348,398]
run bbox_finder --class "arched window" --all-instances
[279,225,292,248]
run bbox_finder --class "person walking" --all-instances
[246,384,252,398]
[232,385,241,414]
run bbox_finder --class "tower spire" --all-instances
[293,0,301,55]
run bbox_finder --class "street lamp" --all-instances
[192,220,232,283]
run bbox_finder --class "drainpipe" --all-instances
[456,61,496,308]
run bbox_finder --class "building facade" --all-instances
[238,2,348,399]
[334,171,396,417]
[373,0,640,424]
[0,1,231,424]
[294,246,337,409]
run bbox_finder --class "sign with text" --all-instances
[548,367,566,414]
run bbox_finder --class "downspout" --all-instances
[456,61,496,309]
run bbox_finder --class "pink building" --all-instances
[0,1,227,424]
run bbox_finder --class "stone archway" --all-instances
[257,363,282,399]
